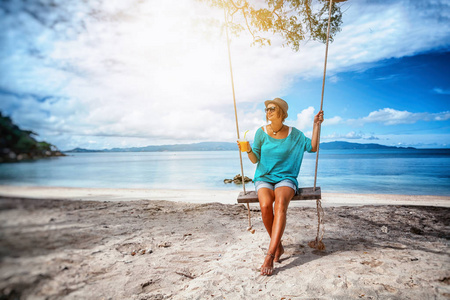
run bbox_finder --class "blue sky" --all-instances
[0,0,449,150]
[284,52,450,147]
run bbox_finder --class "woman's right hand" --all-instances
[237,140,251,152]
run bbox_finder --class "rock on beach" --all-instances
[224,174,252,184]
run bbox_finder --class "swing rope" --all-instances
[308,0,336,251]
[224,0,337,244]
[224,7,253,232]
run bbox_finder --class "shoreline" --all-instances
[0,185,449,207]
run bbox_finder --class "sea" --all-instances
[0,149,449,196]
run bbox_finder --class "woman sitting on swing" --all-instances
[238,98,324,276]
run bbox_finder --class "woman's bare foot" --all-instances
[260,253,274,276]
[274,242,284,263]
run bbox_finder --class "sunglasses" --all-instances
[265,106,277,113]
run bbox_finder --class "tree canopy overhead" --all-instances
[202,0,344,51]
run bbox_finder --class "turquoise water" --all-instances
[0,149,449,196]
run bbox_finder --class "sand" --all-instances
[1,185,449,207]
[0,187,449,299]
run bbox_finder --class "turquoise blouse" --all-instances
[252,126,313,189]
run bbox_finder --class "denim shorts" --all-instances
[254,179,297,194]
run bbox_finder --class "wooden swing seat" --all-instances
[237,187,321,203]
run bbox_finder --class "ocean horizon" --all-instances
[1,149,449,196]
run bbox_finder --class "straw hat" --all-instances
[264,98,288,118]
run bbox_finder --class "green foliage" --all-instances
[0,112,33,149]
[15,136,37,153]
[201,0,344,51]
[0,111,61,162]
[37,141,53,152]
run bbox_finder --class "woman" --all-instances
[238,98,324,276]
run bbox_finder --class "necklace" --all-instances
[271,124,284,135]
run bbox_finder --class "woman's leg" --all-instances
[258,188,283,262]
[260,186,295,275]
[257,188,275,275]
[257,188,275,235]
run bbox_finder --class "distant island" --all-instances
[0,112,65,163]
[319,141,416,150]
[65,141,416,153]
[66,142,238,153]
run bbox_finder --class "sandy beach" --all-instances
[0,186,449,299]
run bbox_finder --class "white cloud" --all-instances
[353,108,450,125]
[362,108,415,125]
[288,108,343,133]
[293,106,315,130]
[323,131,379,141]
[324,116,343,126]
[325,0,450,74]
[433,88,450,95]
[1,0,449,149]
[328,75,339,83]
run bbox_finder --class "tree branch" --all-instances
[202,0,344,51]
